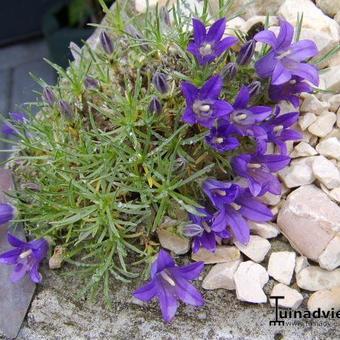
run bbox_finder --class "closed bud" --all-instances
[126,25,149,52]
[152,72,170,94]
[42,86,55,106]
[221,62,238,82]
[237,39,256,65]
[248,81,262,98]
[160,7,171,26]
[84,76,99,89]
[182,224,204,238]
[100,31,114,55]
[148,96,162,114]
[59,100,72,119]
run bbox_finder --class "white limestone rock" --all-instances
[202,260,241,290]
[192,246,240,264]
[329,187,340,203]
[157,228,190,255]
[290,142,317,158]
[320,66,340,92]
[316,0,340,17]
[295,256,309,274]
[300,94,330,114]
[278,157,315,188]
[249,221,280,239]
[312,155,340,189]
[270,284,303,310]
[267,251,296,285]
[298,113,317,130]
[234,261,269,304]
[316,137,340,160]
[277,185,340,261]
[296,266,340,291]
[329,94,340,112]
[234,235,271,263]
[261,191,281,206]
[308,287,340,312]
[318,235,340,271]
[308,112,336,138]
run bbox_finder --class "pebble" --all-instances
[295,256,309,274]
[234,235,271,263]
[157,228,190,255]
[308,112,336,138]
[277,185,340,261]
[192,246,240,264]
[202,260,241,290]
[290,142,317,158]
[261,191,281,206]
[307,286,340,312]
[296,266,340,291]
[316,137,340,160]
[329,94,340,112]
[318,235,340,271]
[248,221,280,239]
[298,112,317,130]
[301,94,330,114]
[312,155,340,189]
[234,261,269,304]
[267,251,296,285]
[320,66,340,92]
[270,284,303,309]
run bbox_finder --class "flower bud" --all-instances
[100,31,114,55]
[248,81,262,98]
[126,25,149,52]
[160,7,171,26]
[148,96,162,114]
[42,87,56,105]
[221,62,238,82]
[59,100,72,119]
[182,224,204,238]
[152,72,169,94]
[236,39,256,65]
[84,76,99,89]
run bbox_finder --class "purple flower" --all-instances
[188,208,231,253]
[228,86,272,134]
[247,80,262,98]
[182,75,233,128]
[0,203,15,225]
[221,62,238,82]
[254,19,319,85]
[152,72,170,94]
[59,100,72,119]
[84,76,100,89]
[232,153,290,196]
[133,250,204,322]
[148,96,162,114]
[42,87,56,105]
[205,120,240,152]
[262,107,301,154]
[269,76,312,107]
[188,18,238,65]
[0,233,49,283]
[203,179,273,243]
[237,39,256,65]
[1,112,28,136]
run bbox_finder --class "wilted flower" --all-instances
[221,62,238,82]
[205,120,240,152]
[202,179,273,243]
[182,75,233,128]
[100,31,114,55]
[0,203,15,225]
[237,39,256,65]
[232,153,290,196]
[254,19,319,85]
[133,250,204,322]
[0,233,49,283]
[59,100,72,119]
[148,96,162,114]
[85,76,100,89]
[188,18,238,65]
[42,86,56,105]
[152,72,170,94]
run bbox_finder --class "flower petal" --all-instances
[181,81,199,104]
[29,263,42,283]
[173,262,204,280]
[207,17,226,42]
[233,86,249,109]
[174,276,204,306]
[272,61,292,85]
[214,36,238,57]
[151,250,175,278]
[285,61,319,86]
[276,19,294,50]
[156,279,179,322]
[254,30,277,48]
[133,279,158,302]
[10,263,27,283]
[237,195,273,222]
[225,206,250,244]
[199,75,223,99]
[288,40,318,62]
[0,248,21,264]
[7,233,26,248]
[192,18,206,45]
[255,51,277,78]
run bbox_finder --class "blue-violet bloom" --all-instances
[133,250,204,322]
[0,233,49,283]
[0,203,15,225]
[188,18,238,65]
[254,19,319,85]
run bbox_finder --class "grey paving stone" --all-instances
[0,39,49,71]
[0,69,11,114]
[11,59,56,112]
